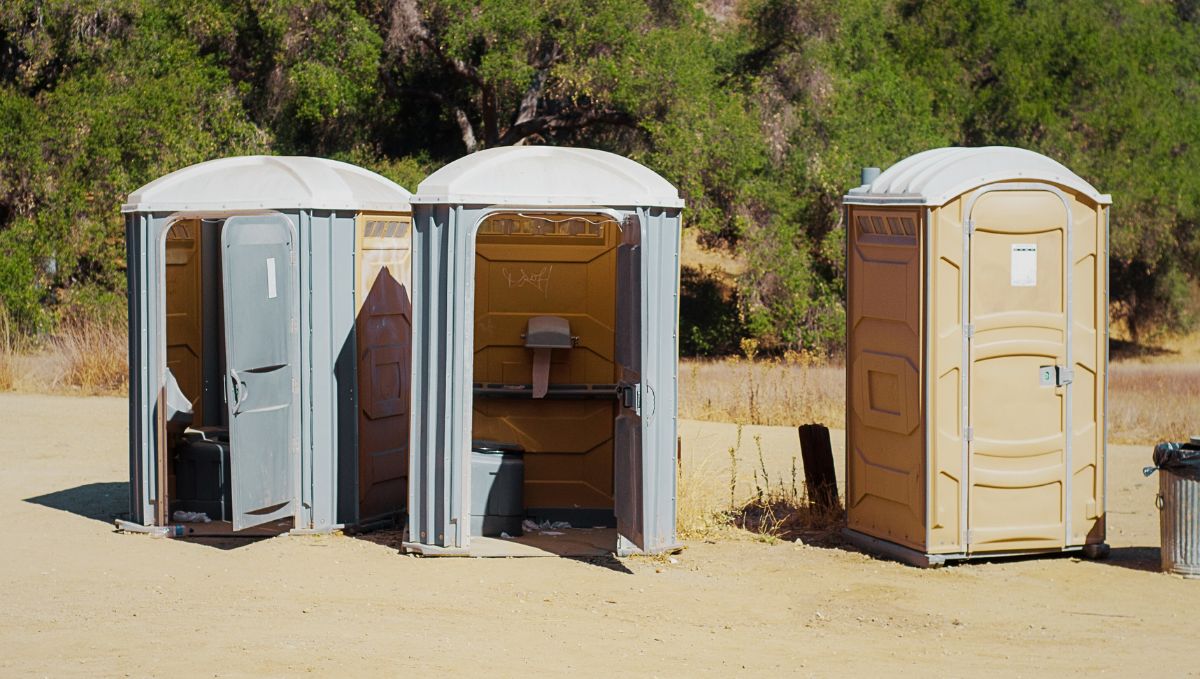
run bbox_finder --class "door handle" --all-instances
[229,369,249,415]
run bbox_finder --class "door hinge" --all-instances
[965,218,975,235]
[965,426,974,443]
[292,377,299,395]
[965,529,975,544]
[964,323,975,339]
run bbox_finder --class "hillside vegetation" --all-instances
[2,0,1199,353]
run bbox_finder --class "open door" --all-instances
[966,187,1071,553]
[221,215,299,531]
[614,222,645,551]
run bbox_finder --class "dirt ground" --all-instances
[1,393,1197,677]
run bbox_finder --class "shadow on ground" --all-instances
[24,481,282,551]
[25,481,128,523]
[1098,546,1161,573]
[351,526,636,573]
[565,555,635,574]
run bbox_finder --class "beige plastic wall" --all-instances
[926,197,964,553]
[846,207,926,550]
[927,185,1106,555]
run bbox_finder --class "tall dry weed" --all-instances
[679,357,844,427]
[0,306,14,391]
[734,434,844,544]
[676,423,845,543]
[51,320,128,394]
[676,451,737,539]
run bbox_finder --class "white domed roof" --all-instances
[845,146,1111,206]
[410,146,684,208]
[123,155,412,213]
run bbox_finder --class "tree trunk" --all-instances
[481,85,498,147]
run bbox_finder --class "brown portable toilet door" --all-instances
[965,186,1072,554]
[355,215,412,522]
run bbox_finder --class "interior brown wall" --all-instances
[165,219,205,426]
[164,219,206,510]
[472,213,619,510]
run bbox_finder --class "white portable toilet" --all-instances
[121,156,414,536]
[404,146,684,556]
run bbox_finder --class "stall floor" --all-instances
[469,528,616,557]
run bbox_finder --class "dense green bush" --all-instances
[0,0,1197,352]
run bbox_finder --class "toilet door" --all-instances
[965,186,1072,553]
[614,230,645,552]
[222,215,299,531]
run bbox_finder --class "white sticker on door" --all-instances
[1011,244,1037,287]
[266,257,278,299]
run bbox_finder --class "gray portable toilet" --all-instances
[120,156,414,535]
[404,146,684,556]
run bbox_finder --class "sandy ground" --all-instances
[1,393,1197,677]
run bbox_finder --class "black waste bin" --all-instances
[174,428,233,522]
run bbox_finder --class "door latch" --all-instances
[1039,365,1073,387]
[620,383,642,415]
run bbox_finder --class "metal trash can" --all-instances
[470,440,525,537]
[1149,438,1200,578]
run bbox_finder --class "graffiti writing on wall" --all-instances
[502,265,553,297]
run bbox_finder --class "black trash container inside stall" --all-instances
[173,428,233,522]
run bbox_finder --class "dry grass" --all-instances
[680,355,1198,445]
[679,357,845,428]
[675,352,1199,537]
[676,449,740,540]
[1109,361,1200,444]
[0,320,128,396]
[676,428,845,543]
[0,310,14,392]
[50,320,128,394]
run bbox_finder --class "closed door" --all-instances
[222,215,299,531]
[355,215,412,521]
[966,187,1071,553]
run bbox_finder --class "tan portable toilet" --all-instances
[841,146,1111,566]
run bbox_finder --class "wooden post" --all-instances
[797,424,840,512]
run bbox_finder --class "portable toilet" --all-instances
[404,146,684,556]
[120,156,414,535]
[841,146,1111,566]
